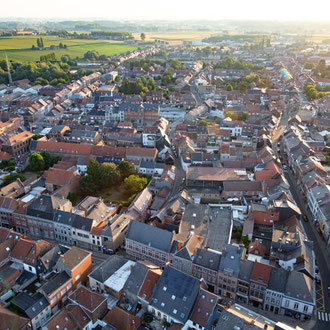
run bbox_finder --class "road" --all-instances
[283,168,330,329]
[274,130,330,329]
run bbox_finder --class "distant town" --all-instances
[0,22,329,330]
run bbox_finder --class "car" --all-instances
[283,165,287,170]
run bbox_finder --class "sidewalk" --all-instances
[238,302,317,330]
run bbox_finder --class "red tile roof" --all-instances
[250,262,272,285]
[103,306,141,330]
[138,269,161,302]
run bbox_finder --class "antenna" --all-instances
[5,53,12,85]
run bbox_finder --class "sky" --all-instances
[1,0,330,21]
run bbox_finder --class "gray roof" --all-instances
[193,249,221,271]
[126,221,173,253]
[267,267,289,293]
[123,263,149,296]
[219,244,244,277]
[40,271,71,295]
[238,259,254,282]
[11,292,49,319]
[88,255,128,284]
[285,271,315,303]
[150,267,200,323]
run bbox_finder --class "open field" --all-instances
[133,31,219,44]
[0,36,138,61]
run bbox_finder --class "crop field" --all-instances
[0,36,138,61]
[133,31,219,44]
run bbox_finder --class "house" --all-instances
[0,306,31,329]
[123,262,150,305]
[54,246,92,289]
[263,267,288,315]
[236,259,254,304]
[42,304,92,329]
[137,268,162,309]
[68,286,108,324]
[192,248,221,294]
[1,131,34,156]
[10,237,52,274]
[44,168,80,194]
[125,220,175,267]
[281,271,315,320]
[38,271,73,312]
[9,292,51,330]
[88,255,134,299]
[184,288,218,330]
[218,244,245,298]
[249,262,273,308]
[103,306,141,330]
[148,266,200,324]
[127,188,153,221]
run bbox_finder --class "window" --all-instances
[50,296,57,304]
[303,305,308,313]
[285,300,289,308]
[67,283,72,290]
[61,288,67,295]
[75,274,81,281]
[294,303,299,310]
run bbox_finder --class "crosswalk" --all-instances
[317,311,330,322]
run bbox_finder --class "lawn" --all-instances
[0,36,138,62]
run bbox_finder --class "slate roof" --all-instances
[219,244,244,277]
[10,292,49,319]
[126,220,173,253]
[285,271,314,303]
[193,248,221,271]
[123,262,149,297]
[267,267,289,293]
[40,271,71,295]
[149,267,199,324]
[88,255,128,284]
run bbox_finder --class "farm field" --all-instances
[0,36,138,61]
[133,31,219,44]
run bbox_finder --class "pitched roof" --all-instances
[250,261,273,285]
[126,220,173,253]
[58,246,91,271]
[103,306,141,330]
[69,286,106,312]
[190,289,217,328]
[10,238,52,266]
[0,305,30,330]
[149,267,200,323]
[138,269,161,302]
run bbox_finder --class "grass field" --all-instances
[0,36,138,62]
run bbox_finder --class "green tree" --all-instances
[2,173,26,186]
[117,160,135,179]
[100,162,120,188]
[86,159,101,184]
[124,175,148,196]
[29,152,45,172]
[140,33,146,41]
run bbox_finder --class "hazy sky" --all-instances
[2,0,330,21]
